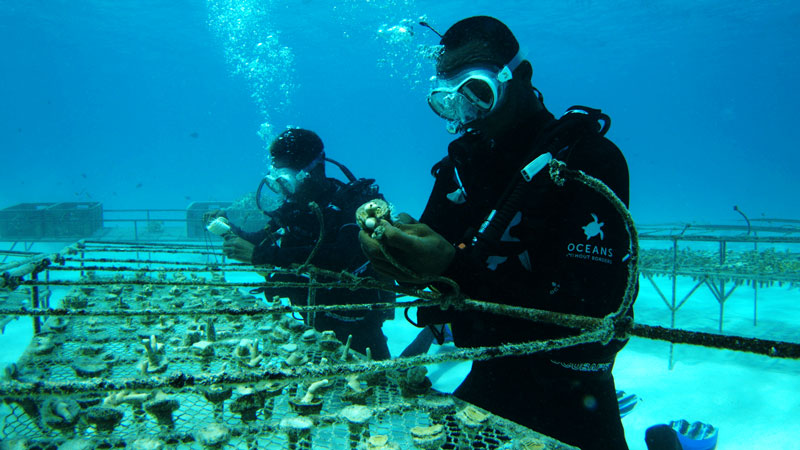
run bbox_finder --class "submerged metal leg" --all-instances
[306,277,317,329]
[31,272,41,335]
[753,235,759,326]
[1,241,18,263]
[753,282,758,326]
[705,278,739,333]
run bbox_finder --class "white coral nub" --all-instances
[355,199,392,233]
[300,379,329,404]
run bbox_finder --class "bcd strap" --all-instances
[467,106,611,261]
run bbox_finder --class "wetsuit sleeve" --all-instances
[224,223,279,266]
[249,209,365,270]
[228,223,270,246]
[419,163,467,244]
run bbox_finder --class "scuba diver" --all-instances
[207,127,394,360]
[359,16,635,449]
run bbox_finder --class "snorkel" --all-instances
[419,21,444,38]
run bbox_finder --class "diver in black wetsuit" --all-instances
[210,127,393,360]
[359,17,634,449]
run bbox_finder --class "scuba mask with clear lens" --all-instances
[255,169,302,214]
[256,152,325,213]
[428,69,501,134]
[265,167,306,196]
[427,48,525,133]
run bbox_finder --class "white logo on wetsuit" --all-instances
[566,213,614,264]
[582,213,604,240]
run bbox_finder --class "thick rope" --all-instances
[0,331,607,397]
[549,159,640,340]
[5,159,800,407]
[300,201,324,269]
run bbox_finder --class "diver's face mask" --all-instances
[427,49,525,134]
[264,167,307,197]
[256,152,325,212]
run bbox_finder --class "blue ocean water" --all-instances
[2,0,799,223]
[1,3,800,448]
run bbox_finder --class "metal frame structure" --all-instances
[637,220,800,368]
[0,233,798,445]
[638,221,800,330]
[0,240,608,448]
[2,166,799,442]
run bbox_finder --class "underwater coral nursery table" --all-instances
[0,241,578,450]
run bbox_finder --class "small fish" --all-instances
[73,188,91,199]
[190,132,199,138]
[184,196,191,200]
[136,182,143,188]
[81,173,87,178]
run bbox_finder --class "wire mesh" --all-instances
[4,161,799,447]
[0,243,578,449]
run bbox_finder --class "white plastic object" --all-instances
[520,152,552,182]
[206,217,231,236]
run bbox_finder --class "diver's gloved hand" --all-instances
[359,213,455,283]
[203,209,227,225]
[223,236,256,263]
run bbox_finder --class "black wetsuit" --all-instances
[418,107,633,450]
[231,178,394,360]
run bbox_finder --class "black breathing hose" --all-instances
[255,177,268,213]
[471,107,609,255]
[324,157,357,183]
